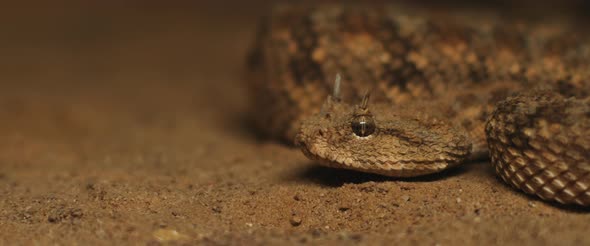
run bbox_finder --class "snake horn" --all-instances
[333,73,341,100]
[361,90,371,110]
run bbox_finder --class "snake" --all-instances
[247,5,590,206]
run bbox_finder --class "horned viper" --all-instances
[247,5,590,206]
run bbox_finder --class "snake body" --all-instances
[248,5,590,206]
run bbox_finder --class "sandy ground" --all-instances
[0,2,589,245]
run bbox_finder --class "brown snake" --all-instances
[247,5,590,206]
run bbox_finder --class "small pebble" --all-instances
[338,231,363,242]
[47,214,59,223]
[70,209,83,218]
[153,229,189,242]
[310,228,323,237]
[290,215,302,226]
[401,195,410,202]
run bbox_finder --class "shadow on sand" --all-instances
[289,161,470,187]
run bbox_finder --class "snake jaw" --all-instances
[297,98,472,177]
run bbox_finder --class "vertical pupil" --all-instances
[359,121,367,135]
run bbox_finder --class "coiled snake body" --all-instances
[248,5,590,206]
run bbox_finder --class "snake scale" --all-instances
[247,4,590,206]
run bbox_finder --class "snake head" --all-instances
[295,78,472,177]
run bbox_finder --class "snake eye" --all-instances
[351,115,375,137]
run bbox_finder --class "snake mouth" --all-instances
[294,132,304,148]
[298,146,316,161]
[295,130,331,163]
[295,133,315,160]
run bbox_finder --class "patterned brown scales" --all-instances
[248,5,590,206]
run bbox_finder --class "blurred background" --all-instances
[1,0,588,92]
[1,0,587,126]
